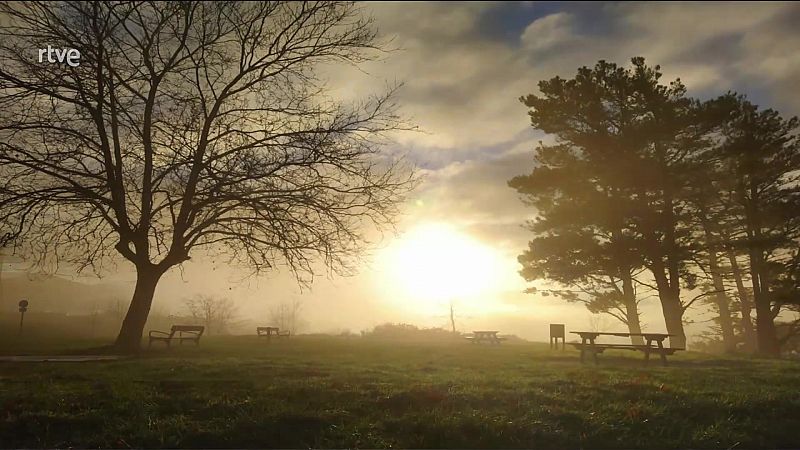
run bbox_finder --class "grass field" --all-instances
[1,335,799,449]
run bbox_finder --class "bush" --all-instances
[365,323,458,340]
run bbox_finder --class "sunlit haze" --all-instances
[381,223,512,315]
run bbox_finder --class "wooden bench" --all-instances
[257,327,290,341]
[148,325,204,347]
[570,331,684,366]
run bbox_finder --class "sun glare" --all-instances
[381,223,506,313]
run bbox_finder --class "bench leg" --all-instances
[642,338,653,366]
[590,338,598,364]
[658,341,667,366]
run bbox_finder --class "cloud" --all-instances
[323,4,539,153]
[520,12,576,54]
[346,2,800,165]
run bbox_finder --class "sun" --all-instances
[380,223,506,314]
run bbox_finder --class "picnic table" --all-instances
[256,326,290,341]
[570,331,684,366]
[465,330,506,345]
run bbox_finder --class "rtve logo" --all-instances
[38,45,81,67]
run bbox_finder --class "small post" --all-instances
[18,299,28,335]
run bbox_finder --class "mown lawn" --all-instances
[0,335,799,448]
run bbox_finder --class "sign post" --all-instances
[18,299,28,335]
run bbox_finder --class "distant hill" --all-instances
[0,274,129,314]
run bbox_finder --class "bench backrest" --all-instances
[171,325,205,337]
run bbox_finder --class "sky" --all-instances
[3,2,800,343]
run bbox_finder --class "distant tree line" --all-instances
[183,295,239,335]
[268,298,304,335]
[366,322,461,340]
[510,58,800,356]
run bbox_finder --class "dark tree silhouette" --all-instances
[510,60,652,345]
[0,2,414,352]
[513,58,717,349]
[685,189,739,353]
[681,100,743,353]
[709,94,800,356]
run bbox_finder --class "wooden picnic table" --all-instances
[257,326,290,341]
[570,331,683,366]
[466,330,506,345]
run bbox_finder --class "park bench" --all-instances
[570,331,684,366]
[464,330,507,345]
[257,326,290,341]
[148,325,204,348]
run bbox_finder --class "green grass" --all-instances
[1,335,799,448]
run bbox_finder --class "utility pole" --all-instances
[449,299,457,334]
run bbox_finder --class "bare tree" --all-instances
[109,296,126,328]
[184,294,238,335]
[0,2,415,351]
[268,298,303,335]
[587,313,612,333]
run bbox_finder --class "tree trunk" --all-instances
[744,181,780,356]
[650,259,687,349]
[660,173,685,349]
[747,242,780,356]
[661,292,686,349]
[707,249,736,353]
[751,264,780,356]
[754,295,780,356]
[621,274,644,345]
[727,250,756,351]
[114,265,164,353]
